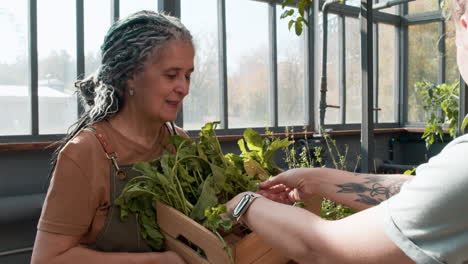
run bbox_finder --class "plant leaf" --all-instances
[462,113,468,131]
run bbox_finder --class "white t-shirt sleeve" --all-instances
[378,135,468,264]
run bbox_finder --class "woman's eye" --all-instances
[167,74,177,79]
[185,75,191,81]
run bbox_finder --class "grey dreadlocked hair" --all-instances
[48,10,193,179]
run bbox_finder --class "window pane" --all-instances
[445,20,458,83]
[349,1,396,14]
[376,0,397,15]
[226,0,269,128]
[38,0,78,134]
[346,0,360,7]
[408,0,439,14]
[407,23,438,123]
[0,2,29,135]
[378,24,396,123]
[277,6,305,127]
[120,0,157,18]
[345,17,361,124]
[181,0,219,130]
[84,0,110,76]
[317,14,340,125]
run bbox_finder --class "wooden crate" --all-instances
[156,201,290,264]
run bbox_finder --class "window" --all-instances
[346,0,360,7]
[378,23,396,123]
[277,6,305,127]
[120,0,158,18]
[408,0,439,14]
[445,20,458,83]
[407,22,439,123]
[226,0,270,128]
[345,17,362,124]
[181,0,220,130]
[0,2,29,136]
[1,0,452,141]
[317,13,340,125]
[84,0,110,76]
[38,0,78,134]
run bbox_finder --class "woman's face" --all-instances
[128,39,194,123]
[455,0,468,81]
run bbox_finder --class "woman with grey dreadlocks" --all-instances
[32,11,193,264]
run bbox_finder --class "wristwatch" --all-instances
[232,193,263,222]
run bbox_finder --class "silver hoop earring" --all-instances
[129,88,134,96]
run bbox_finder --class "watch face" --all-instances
[233,194,252,218]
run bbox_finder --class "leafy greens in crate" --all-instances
[115,122,292,252]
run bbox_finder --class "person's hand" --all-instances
[159,251,187,264]
[258,168,318,204]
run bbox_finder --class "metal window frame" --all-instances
[268,1,279,128]
[28,0,39,137]
[5,0,459,143]
[339,15,346,125]
[325,2,400,129]
[360,0,375,173]
[77,0,85,116]
[403,2,449,128]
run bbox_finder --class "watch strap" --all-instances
[232,193,262,223]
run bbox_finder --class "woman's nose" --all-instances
[175,77,190,96]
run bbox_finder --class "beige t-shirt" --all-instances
[37,120,185,245]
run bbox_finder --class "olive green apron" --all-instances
[88,122,178,252]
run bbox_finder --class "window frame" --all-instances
[0,0,463,143]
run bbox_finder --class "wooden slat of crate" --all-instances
[157,201,231,263]
[164,233,209,264]
[156,201,290,264]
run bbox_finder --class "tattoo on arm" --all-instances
[336,176,407,206]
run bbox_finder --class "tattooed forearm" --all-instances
[336,176,407,205]
[355,194,382,205]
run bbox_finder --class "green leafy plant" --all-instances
[115,122,291,260]
[280,0,345,36]
[319,130,358,219]
[403,168,416,175]
[416,79,460,149]
[282,127,358,220]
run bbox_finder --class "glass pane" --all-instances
[407,23,438,123]
[378,24,396,123]
[345,18,361,124]
[0,1,29,136]
[120,0,158,18]
[445,20,458,83]
[181,0,220,130]
[226,0,269,128]
[277,6,305,127]
[84,0,110,76]
[408,0,439,14]
[316,14,340,125]
[38,0,78,134]
[346,0,360,7]
[376,0,397,15]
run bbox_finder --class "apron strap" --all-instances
[166,121,179,136]
[87,126,125,179]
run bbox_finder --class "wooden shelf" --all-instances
[0,142,59,152]
[0,128,428,152]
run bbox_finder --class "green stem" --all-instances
[214,230,234,264]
